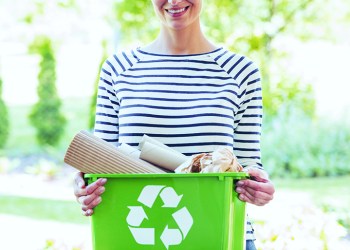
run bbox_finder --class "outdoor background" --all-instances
[0,0,349,249]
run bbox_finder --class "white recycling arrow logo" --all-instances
[126,185,193,249]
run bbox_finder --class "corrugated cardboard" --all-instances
[64,130,166,174]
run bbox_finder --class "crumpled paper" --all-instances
[175,147,243,173]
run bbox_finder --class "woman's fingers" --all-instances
[74,177,107,198]
[237,179,275,196]
[78,186,105,207]
[241,185,273,201]
[238,193,266,206]
[236,185,273,206]
[236,168,275,206]
[244,167,269,180]
[74,172,86,188]
[78,181,106,207]
[86,178,107,195]
[81,196,103,212]
[82,209,94,216]
[73,172,107,215]
[78,185,105,215]
[74,172,86,196]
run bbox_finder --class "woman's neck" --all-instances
[143,23,217,55]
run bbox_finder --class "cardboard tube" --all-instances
[118,143,141,158]
[140,141,188,171]
[139,135,188,162]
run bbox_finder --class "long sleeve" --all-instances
[93,60,120,147]
[233,65,263,170]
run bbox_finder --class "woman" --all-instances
[74,0,275,249]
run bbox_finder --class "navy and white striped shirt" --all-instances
[94,47,263,239]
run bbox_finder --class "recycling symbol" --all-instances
[126,185,193,249]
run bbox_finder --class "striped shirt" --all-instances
[94,47,263,240]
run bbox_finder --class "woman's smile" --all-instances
[165,6,190,17]
[151,0,201,30]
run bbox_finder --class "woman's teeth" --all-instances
[167,7,186,14]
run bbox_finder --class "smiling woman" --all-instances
[73,0,275,249]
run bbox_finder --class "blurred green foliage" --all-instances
[0,195,87,224]
[29,36,66,147]
[89,40,108,130]
[0,76,9,148]
[3,98,90,158]
[264,78,316,118]
[22,0,78,24]
[263,108,350,178]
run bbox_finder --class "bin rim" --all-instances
[85,172,249,179]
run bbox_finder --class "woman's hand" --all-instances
[74,172,107,216]
[235,168,275,206]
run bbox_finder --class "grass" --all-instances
[275,175,350,230]
[274,175,350,210]
[0,195,89,224]
[1,176,349,225]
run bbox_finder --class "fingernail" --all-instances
[236,187,242,193]
[100,178,107,185]
[96,197,102,205]
[98,186,105,195]
[236,181,243,186]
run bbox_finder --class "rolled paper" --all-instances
[139,134,188,162]
[139,134,164,149]
[139,141,188,171]
[118,143,141,158]
[64,130,166,174]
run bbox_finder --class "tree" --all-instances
[89,40,108,130]
[29,36,66,146]
[0,75,9,148]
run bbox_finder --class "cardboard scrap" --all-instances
[64,131,166,174]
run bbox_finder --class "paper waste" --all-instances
[175,147,243,173]
[64,131,242,174]
[64,131,166,174]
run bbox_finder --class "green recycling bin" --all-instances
[86,172,248,250]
